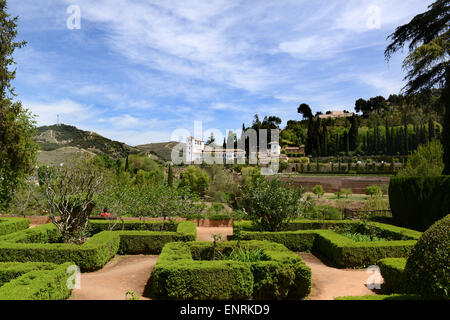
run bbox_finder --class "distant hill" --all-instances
[34,124,150,161]
[136,141,184,162]
[37,146,96,166]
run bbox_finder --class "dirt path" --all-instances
[299,253,379,300]
[196,227,233,241]
[69,255,157,300]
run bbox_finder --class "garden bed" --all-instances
[0,220,197,271]
[233,220,422,268]
[148,240,312,300]
[0,262,75,300]
[0,218,30,236]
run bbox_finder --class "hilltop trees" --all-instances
[0,0,37,211]
[385,0,450,173]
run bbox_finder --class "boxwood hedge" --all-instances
[233,220,421,268]
[0,220,196,271]
[0,262,74,300]
[377,258,408,294]
[148,240,312,300]
[0,218,30,236]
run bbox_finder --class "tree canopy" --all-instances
[0,0,37,211]
[385,0,450,173]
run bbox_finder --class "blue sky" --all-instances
[9,0,432,146]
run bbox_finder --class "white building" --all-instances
[185,136,246,164]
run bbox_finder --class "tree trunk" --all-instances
[443,65,450,175]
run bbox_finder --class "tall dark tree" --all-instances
[298,103,313,120]
[349,115,359,151]
[167,164,174,187]
[385,0,450,173]
[0,0,37,210]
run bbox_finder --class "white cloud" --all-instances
[24,99,94,126]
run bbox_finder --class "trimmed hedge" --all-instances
[148,240,311,300]
[404,214,450,299]
[378,258,408,294]
[0,218,30,236]
[0,221,196,271]
[234,220,421,268]
[0,262,74,300]
[0,262,57,286]
[389,176,450,231]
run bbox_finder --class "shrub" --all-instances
[178,166,210,196]
[365,185,382,197]
[389,176,450,231]
[148,241,311,300]
[378,258,408,294]
[0,218,29,236]
[0,221,196,271]
[341,188,352,198]
[397,140,444,177]
[312,185,325,198]
[234,220,421,268]
[0,262,74,300]
[404,215,450,299]
[240,176,303,232]
[317,205,343,220]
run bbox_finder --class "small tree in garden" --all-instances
[178,165,210,196]
[240,176,303,232]
[365,185,382,198]
[341,188,352,199]
[44,156,103,244]
[397,140,444,177]
[312,185,325,198]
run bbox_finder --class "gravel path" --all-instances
[69,255,157,300]
[299,252,380,300]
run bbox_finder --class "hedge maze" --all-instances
[148,240,312,300]
[0,219,197,300]
[233,220,422,268]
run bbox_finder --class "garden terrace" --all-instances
[0,262,75,300]
[148,240,312,300]
[0,218,30,236]
[233,220,421,268]
[0,220,196,272]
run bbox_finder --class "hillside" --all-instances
[34,124,147,160]
[136,141,185,162]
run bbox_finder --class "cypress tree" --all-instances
[349,115,359,151]
[167,164,174,187]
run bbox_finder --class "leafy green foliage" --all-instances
[389,176,450,231]
[405,215,450,299]
[378,258,408,294]
[0,2,37,211]
[0,262,74,300]
[223,247,268,263]
[148,241,311,300]
[365,185,382,197]
[240,176,303,232]
[398,139,444,177]
[312,185,325,198]
[178,166,210,196]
